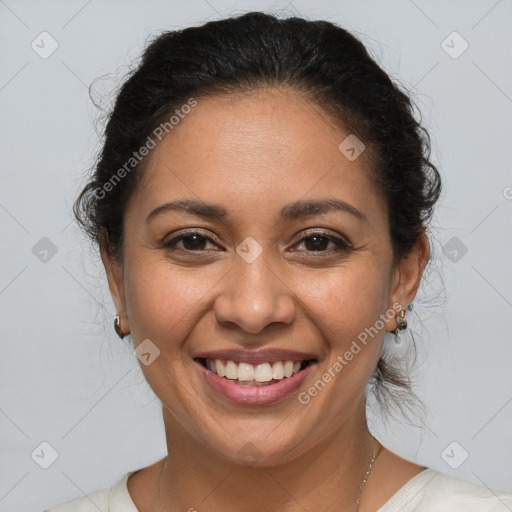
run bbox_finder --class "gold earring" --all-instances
[395,309,407,331]
[114,315,127,339]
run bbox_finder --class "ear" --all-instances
[385,231,430,332]
[100,228,129,336]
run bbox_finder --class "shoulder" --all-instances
[43,471,139,512]
[44,487,110,512]
[379,468,512,511]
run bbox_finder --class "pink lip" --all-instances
[194,359,315,405]
[193,348,318,365]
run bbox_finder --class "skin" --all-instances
[102,87,429,511]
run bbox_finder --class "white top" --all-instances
[45,467,512,511]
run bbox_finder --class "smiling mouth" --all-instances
[195,358,316,386]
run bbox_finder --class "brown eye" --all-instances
[163,230,220,252]
[292,230,352,255]
[180,234,208,251]
[303,235,331,251]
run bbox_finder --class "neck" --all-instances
[150,402,380,511]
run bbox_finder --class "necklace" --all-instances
[354,442,382,511]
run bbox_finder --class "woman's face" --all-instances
[104,87,425,465]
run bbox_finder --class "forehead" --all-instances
[129,87,386,224]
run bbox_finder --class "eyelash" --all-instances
[162,229,352,256]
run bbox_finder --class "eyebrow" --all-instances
[280,198,367,222]
[146,198,367,223]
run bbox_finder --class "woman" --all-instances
[46,11,512,512]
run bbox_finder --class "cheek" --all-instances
[289,264,390,422]
[124,253,231,348]
[291,259,390,344]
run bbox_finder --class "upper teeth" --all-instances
[206,359,302,382]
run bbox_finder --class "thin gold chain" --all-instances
[354,442,382,511]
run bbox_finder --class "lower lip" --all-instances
[195,361,315,405]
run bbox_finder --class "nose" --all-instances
[213,255,296,335]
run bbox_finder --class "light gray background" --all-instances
[1,1,511,511]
